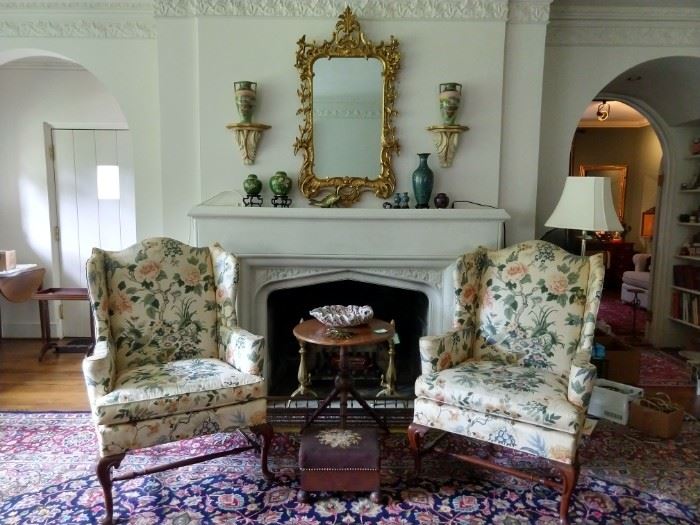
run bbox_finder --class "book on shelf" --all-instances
[673,264,700,290]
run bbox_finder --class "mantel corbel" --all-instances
[426,124,469,168]
[226,122,271,165]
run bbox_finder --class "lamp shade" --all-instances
[545,176,623,232]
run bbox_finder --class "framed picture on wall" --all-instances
[578,164,628,221]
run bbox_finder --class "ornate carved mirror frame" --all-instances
[294,7,400,207]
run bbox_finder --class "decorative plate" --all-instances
[309,304,374,327]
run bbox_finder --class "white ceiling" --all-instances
[578,100,649,128]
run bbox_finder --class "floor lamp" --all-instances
[545,176,623,256]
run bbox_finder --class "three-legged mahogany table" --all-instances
[0,266,45,338]
[293,318,394,432]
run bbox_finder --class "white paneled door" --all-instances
[51,129,135,337]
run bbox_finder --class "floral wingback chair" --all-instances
[408,240,604,525]
[83,237,272,525]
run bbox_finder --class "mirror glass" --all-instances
[294,7,400,207]
[313,58,382,179]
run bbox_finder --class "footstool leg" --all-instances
[297,489,310,503]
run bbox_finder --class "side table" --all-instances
[622,285,646,339]
[32,287,94,361]
[292,318,395,432]
[0,266,45,338]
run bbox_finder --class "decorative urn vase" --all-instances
[243,174,262,196]
[234,81,257,124]
[434,192,450,209]
[269,171,292,196]
[439,82,462,126]
[412,153,434,209]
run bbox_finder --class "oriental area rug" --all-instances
[0,412,698,524]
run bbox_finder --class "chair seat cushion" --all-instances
[621,270,649,289]
[414,360,581,434]
[95,358,265,425]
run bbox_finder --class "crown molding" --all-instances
[547,4,700,47]
[547,21,700,47]
[153,0,510,20]
[507,0,552,25]
[0,19,156,38]
[0,0,155,38]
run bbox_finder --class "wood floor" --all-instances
[1,338,698,418]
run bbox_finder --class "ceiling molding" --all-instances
[508,1,552,24]
[0,19,156,38]
[577,120,650,129]
[0,1,153,12]
[153,0,510,20]
[547,21,700,47]
[548,4,700,47]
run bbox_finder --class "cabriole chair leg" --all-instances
[251,422,274,480]
[96,453,125,525]
[407,422,429,477]
[557,460,579,525]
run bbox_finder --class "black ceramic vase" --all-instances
[412,153,434,209]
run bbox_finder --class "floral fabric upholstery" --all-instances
[84,237,267,458]
[95,358,265,426]
[97,398,267,457]
[415,360,581,434]
[414,240,604,463]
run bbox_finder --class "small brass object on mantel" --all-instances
[226,122,271,165]
[427,124,469,168]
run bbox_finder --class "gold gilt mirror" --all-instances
[294,7,400,207]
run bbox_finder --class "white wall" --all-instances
[0,66,127,336]
[189,16,508,209]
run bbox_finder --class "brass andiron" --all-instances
[376,320,398,397]
[288,318,318,407]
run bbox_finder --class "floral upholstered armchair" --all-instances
[83,238,272,525]
[408,241,604,525]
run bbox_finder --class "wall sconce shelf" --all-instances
[226,122,271,165]
[426,124,469,168]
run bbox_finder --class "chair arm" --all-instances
[567,355,597,409]
[222,327,265,376]
[419,327,473,375]
[82,340,116,411]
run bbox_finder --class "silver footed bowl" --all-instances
[309,305,374,327]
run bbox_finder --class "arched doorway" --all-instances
[0,50,134,339]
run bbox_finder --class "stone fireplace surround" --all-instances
[189,193,509,382]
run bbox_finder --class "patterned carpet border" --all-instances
[1,412,699,524]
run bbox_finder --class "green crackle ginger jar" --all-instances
[243,174,262,196]
[269,171,292,196]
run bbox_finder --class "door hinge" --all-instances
[54,225,60,242]
[49,144,55,160]
[58,303,64,320]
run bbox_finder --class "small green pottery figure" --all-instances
[269,171,292,196]
[439,82,462,126]
[243,174,262,196]
[234,81,257,124]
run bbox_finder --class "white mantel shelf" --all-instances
[189,197,509,258]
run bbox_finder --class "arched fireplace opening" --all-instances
[266,279,429,397]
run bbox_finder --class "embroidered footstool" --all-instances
[298,426,381,503]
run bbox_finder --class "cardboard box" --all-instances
[0,250,16,271]
[628,396,684,439]
[588,378,644,424]
[594,334,640,385]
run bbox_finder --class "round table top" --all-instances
[293,318,394,347]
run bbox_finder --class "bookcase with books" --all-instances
[672,149,700,329]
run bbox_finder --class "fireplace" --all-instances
[189,192,510,393]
